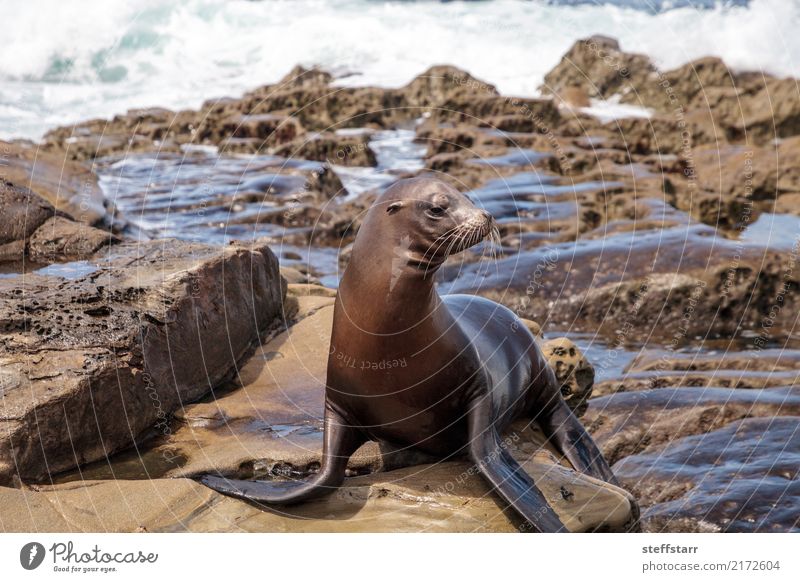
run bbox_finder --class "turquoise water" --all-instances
[1,0,794,140]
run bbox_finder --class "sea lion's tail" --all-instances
[199,466,345,505]
[199,402,364,505]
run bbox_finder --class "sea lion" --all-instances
[201,176,618,532]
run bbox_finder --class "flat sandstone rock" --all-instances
[1,458,634,533]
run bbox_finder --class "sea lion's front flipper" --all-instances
[468,402,566,533]
[199,402,365,505]
[540,399,619,486]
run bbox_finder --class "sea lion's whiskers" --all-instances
[421,223,470,277]
[476,232,493,279]
[423,225,462,262]
[424,222,477,278]
[430,223,464,245]
[422,224,465,260]
[449,223,481,281]
[485,224,500,273]
[420,235,460,275]
[437,224,470,267]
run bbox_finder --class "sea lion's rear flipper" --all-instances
[468,403,566,533]
[540,399,619,486]
[199,403,365,505]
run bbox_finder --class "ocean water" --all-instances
[0,0,797,140]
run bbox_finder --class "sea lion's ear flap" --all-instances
[386,201,403,214]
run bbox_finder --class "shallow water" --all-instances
[99,149,312,244]
[95,129,426,292]
[740,213,800,249]
[335,128,427,200]
[468,148,551,168]
[0,259,97,280]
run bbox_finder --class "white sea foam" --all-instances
[579,96,654,123]
[0,0,797,140]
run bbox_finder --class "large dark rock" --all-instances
[0,181,117,263]
[0,141,109,226]
[541,36,657,103]
[0,239,284,484]
[0,179,55,247]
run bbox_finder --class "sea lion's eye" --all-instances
[427,206,445,218]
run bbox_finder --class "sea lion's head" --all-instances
[353,177,497,275]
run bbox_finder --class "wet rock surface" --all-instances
[1,456,634,533]
[584,354,800,532]
[585,386,800,466]
[614,417,800,532]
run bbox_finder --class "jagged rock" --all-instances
[542,338,594,417]
[415,122,505,157]
[401,65,498,107]
[223,113,303,141]
[278,65,334,89]
[214,113,304,153]
[613,416,800,532]
[635,56,738,113]
[432,95,561,130]
[541,36,657,103]
[726,75,800,143]
[543,37,800,146]
[647,138,778,232]
[272,131,377,166]
[692,139,800,205]
[584,386,800,466]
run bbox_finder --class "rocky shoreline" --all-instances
[1,37,798,532]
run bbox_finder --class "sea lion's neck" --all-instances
[338,240,442,333]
